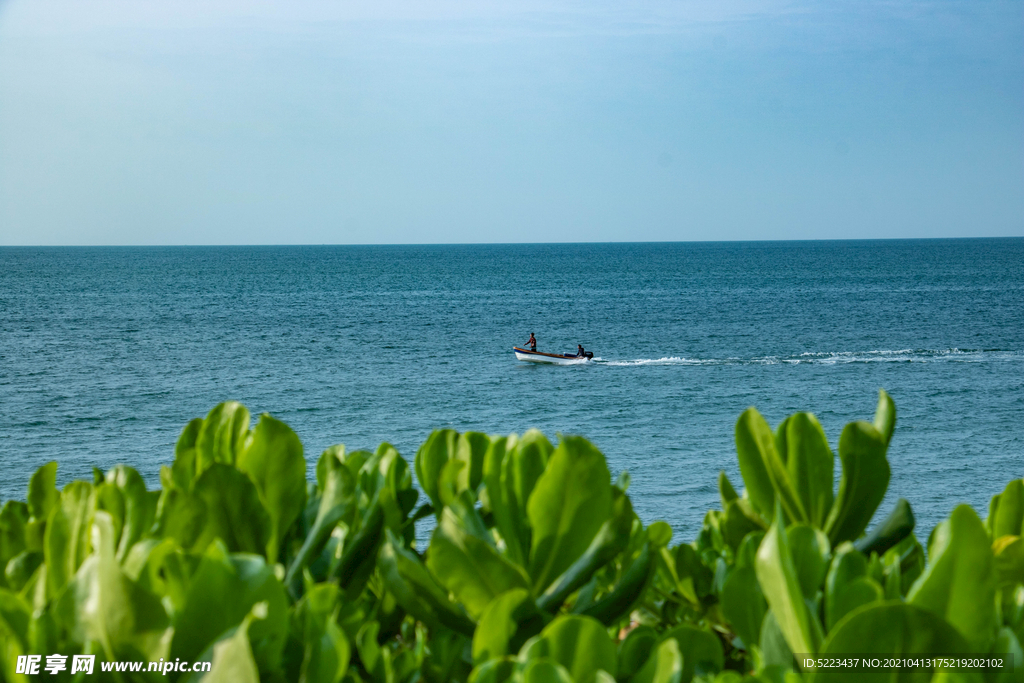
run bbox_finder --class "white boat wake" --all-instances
[594,357,705,366]
[593,348,1020,367]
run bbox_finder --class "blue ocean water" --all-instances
[1,239,1022,540]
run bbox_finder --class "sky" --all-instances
[0,0,1021,245]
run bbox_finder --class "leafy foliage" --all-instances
[0,391,1019,683]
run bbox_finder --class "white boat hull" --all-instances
[513,347,590,365]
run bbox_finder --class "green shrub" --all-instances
[0,391,1019,683]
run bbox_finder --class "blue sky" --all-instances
[0,0,1020,244]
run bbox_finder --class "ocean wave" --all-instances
[596,349,1020,367]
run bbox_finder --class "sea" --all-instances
[1,239,1022,543]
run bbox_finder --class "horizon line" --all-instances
[2,235,1023,248]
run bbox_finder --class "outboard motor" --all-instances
[585,351,594,359]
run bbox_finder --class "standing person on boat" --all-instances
[525,333,537,351]
[577,344,586,357]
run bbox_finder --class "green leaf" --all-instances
[4,551,42,593]
[25,463,59,553]
[867,551,885,585]
[427,506,530,619]
[482,434,522,558]
[707,673,744,683]
[907,504,997,648]
[94,482,125,546]
[666,542,714,605]
[775,412,834,528]
[881,547,902,600]
[853,498,915,557]
[293,584,351,683]
[195,401,251,475]
[989,492,1003,540]
[169,542,289,673]
[172,417,203,489]
[734,408,778,520]
[415,429,458,512]
[758,610,795,669]
[58,510,170,661]
[373,443,418,534]
[812,603,972,683]
[660,625,724,682]
[720,499,767,550]
[514,430,554,475]
[353,620,383,680]
[0,502,29,582]
[618,626,658,680]
[788,524,831,599]
[528,436,613,593]
[472,588,544,664]
[577,542,656,626]
[521,659,575,683]
[44,481,95,597]
[438,459,466,508]
[897,536,926,595]
[992,480,1024,539]
[285,450,357,594]
[198,601,267,683]
[102,465,157,562]
[502,431,554,566]
[340,448,372,482]
[824,422,890,546]
[0,587,31,652]
[720,566,766,650]
[390,646,422,683]
[482,434,510,502]
[330,502,384,595]
[648,522,673,547]
[469,658,518,683]
[121,537,179,600]
[718,472,738,509]
[315,445,344,492]
[629,638,682,683]
[419,624,472,683]
[872,389,896,447]
[824,543,883,631]
[537,489,635,612]
[378,528,476,636]
[630,643,679,683]
[27,462,59,521]
[457,431,491,497]
[519,615,618,683]
[990,627,1024,683]
[236,413,308,563]
[736,531,765,568]
[993,535,1024,588]
[153,485,207,549]
[755,503,822,657]
[192,464,272,556]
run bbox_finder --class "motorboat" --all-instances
[513,347,593,365]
